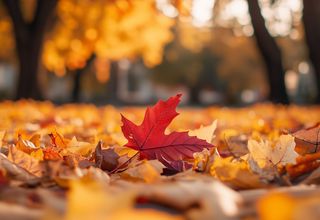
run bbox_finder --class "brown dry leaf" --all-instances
[286,152,320,180]
[0,201,42,220]
[293,123,320,154]
[301,166,320,184]
[210,156,264,189]
[7,146,43,177]
[121,160,165,183]
[189,120,217,144]
[248,134,299,169]
[0,153,38,182]
[94,141,119,172]
[225,134,249,157]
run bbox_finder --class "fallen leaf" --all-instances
[248,134,299,169]
[293,123,320,154]
[257,193,296,220]
[286,152,320,180]
[121,94,213,171]
[114,146,138,157]
[210,156,264,189]
[64,179,179,220]
[43,147,62,160]
[257,191,320,220]
[94,141,119,172]
[189,120,217,144]
[193,148,215,172]
[49,131,68,148]
[30,148,44,161]
[67,136,95,156]
[16,134,39,154]
[224,134,250,157]
[29,134,41,148]
[136,179,242,220]
[121,160,165,183]
[0,153,38,182]
[7,146,43,177]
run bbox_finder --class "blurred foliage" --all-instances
[0,0,315,104]
[0,3,14,62]
[43,0,174,80]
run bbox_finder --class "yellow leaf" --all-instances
[210,156,263,189]
[257,193,296,220]
[121,160,165,183]
[258,191,320,220]
[16,135,39,154]
[49,131,69,148]
[65,180,124,220]
[29,134,41,147]
[248,134,299,169]
[189,120,217,143]
[67,136,95,156]
[64,179,182,220]
[115,146,138,157]
[30,148,44,161]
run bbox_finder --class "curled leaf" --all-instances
[94,141,119,172]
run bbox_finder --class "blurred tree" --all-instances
[152,28,221,105]
[0,4,15,63]
[302,0,320,103]
[247,0,289,104]
[0,0,174,101]
[3,0,57,99]
[43,0,174,102]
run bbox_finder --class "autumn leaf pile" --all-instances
[0,95,320,220]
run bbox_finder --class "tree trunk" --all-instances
[247,0,289,104]
[72,70,82,102]
[302,0,320,103]
[189,85,201,105]
[106,62,120,104]
[3,0,57,100]
[71,55,95,102]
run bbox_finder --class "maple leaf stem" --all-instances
[109,151,140,174]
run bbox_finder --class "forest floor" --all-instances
[0,97,319,220]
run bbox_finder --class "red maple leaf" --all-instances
[121,94,213,171]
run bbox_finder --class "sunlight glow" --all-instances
[223,0,249,24]
[156,0,178,18]
[191,0,215,27]
[260,0,302,36]
[285,70,298,92]
[298,62,310,75]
